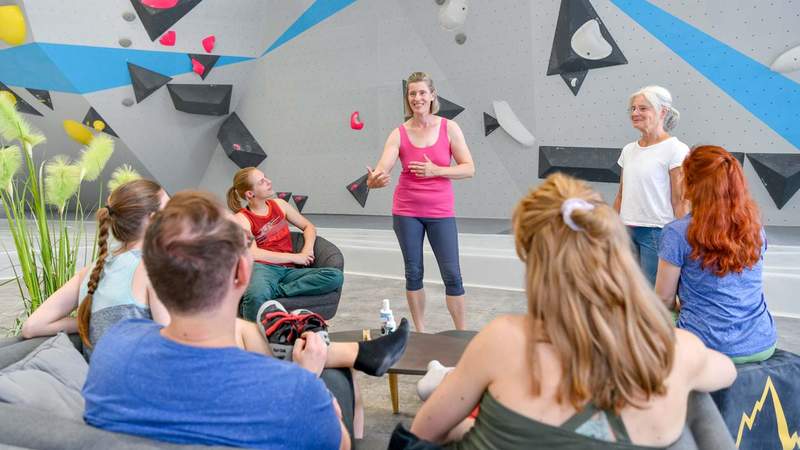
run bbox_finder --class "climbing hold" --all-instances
[202,35,216,53]
[63,120,94,145]
[128,62,172,103]
[438,0,468,31]
[191,58,205,77]
[571,19,612,60]
[350,111,364,130]
[159,30,176,46]
[0,5,26,46]
[492,100,535,147]
[188,54,219,79]
[92,120,106,132]
[292,195,308,212]
[771,45,800,73]
[141,0,179,8]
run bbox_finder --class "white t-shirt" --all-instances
[617,136,689,227]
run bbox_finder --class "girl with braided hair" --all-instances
[22,180,170,357]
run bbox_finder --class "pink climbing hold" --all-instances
[350,111,364,130]
[159,30,176,46]
[232,143,241,151]
[350,183,359,190]
[191,58,205,77]
[141,0,179,9]
[202,35,216,53]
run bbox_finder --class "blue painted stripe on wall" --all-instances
[0,43,253,94]
[263,0,357,56]
[610,0,800,150]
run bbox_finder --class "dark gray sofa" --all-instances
[0,333,354,450]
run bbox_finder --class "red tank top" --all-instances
[239,199,293,266]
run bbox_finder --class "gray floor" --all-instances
[1,275,798,449]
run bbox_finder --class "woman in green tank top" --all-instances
[410,173,737,449]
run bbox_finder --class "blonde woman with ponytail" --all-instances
[410,173,736,449]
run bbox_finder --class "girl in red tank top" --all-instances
[238,199,293,266]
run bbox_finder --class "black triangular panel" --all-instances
[483,112,500,136]
[402,80,464,120]
[188,53,220,80]
[217,112,266,169]
[292,195,308,212]
[276,192,292,202]
[559,70,588,96]
[130,0,203,41]
[546,0,627,77]
[730,152,745,166]
[128,63,172,103]
[0,82,42,116]
[167,84,231,116]
[746,153,800,209]
[26,88,53,110]
[438,96,465,120]
[538,146,622,183]
[346,173,370,208]
[83,107,118,138]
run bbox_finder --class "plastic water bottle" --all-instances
[380,299,397,335]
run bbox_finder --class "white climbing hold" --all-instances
[571,19,612,60]
[438,0,468,31]
[492,100,536,147]
[771,45,800,73]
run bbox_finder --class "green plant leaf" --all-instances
[78,134,114,181]
[0,95,46,148]
[107,164,141,192]
[0,145,21,192]
[44,155,82,212]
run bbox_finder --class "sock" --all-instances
[417,360,454,401]
[353,317,410,376]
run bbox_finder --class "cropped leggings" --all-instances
[392,215,465,296]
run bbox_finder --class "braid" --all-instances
[77,208,111,348]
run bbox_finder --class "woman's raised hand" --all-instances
[366,166,391,189]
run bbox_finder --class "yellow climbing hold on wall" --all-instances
[0,5,26,46]
[0,91,16,106]
[92,120,106,132]
[63,120,94,145]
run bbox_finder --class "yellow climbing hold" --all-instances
[63,120,93,145]
[92,120,106,132]
[0,91,16,106]
[0,5,26,46]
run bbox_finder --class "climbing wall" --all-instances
[2,1,798,223]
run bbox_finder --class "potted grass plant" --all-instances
[0,93,140,333]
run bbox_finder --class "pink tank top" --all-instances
[392,117,455,218]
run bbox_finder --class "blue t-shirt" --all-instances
[83,319,341,449]
[658,216,776,357]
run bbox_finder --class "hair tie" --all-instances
[561,198,594,231]
[105,204,114,216]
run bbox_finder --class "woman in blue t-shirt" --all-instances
[655,145,777,363]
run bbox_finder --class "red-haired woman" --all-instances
[656,145,777,363]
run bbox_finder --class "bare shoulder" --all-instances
[481,314,528,344]
[233,211,251,229]
[272,198,292,213]
[672,328,705,371]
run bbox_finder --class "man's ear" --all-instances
[234,254,252,287]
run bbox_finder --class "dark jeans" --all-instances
[628,226,662,286]
[393,215,465,296]
[240,263,344,321]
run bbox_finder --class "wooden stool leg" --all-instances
[388,373,399,414]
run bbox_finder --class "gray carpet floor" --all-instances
[1,274,798,449]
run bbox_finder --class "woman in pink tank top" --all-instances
[367,72,475,332]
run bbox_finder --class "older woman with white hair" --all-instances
[614,86,690,285]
